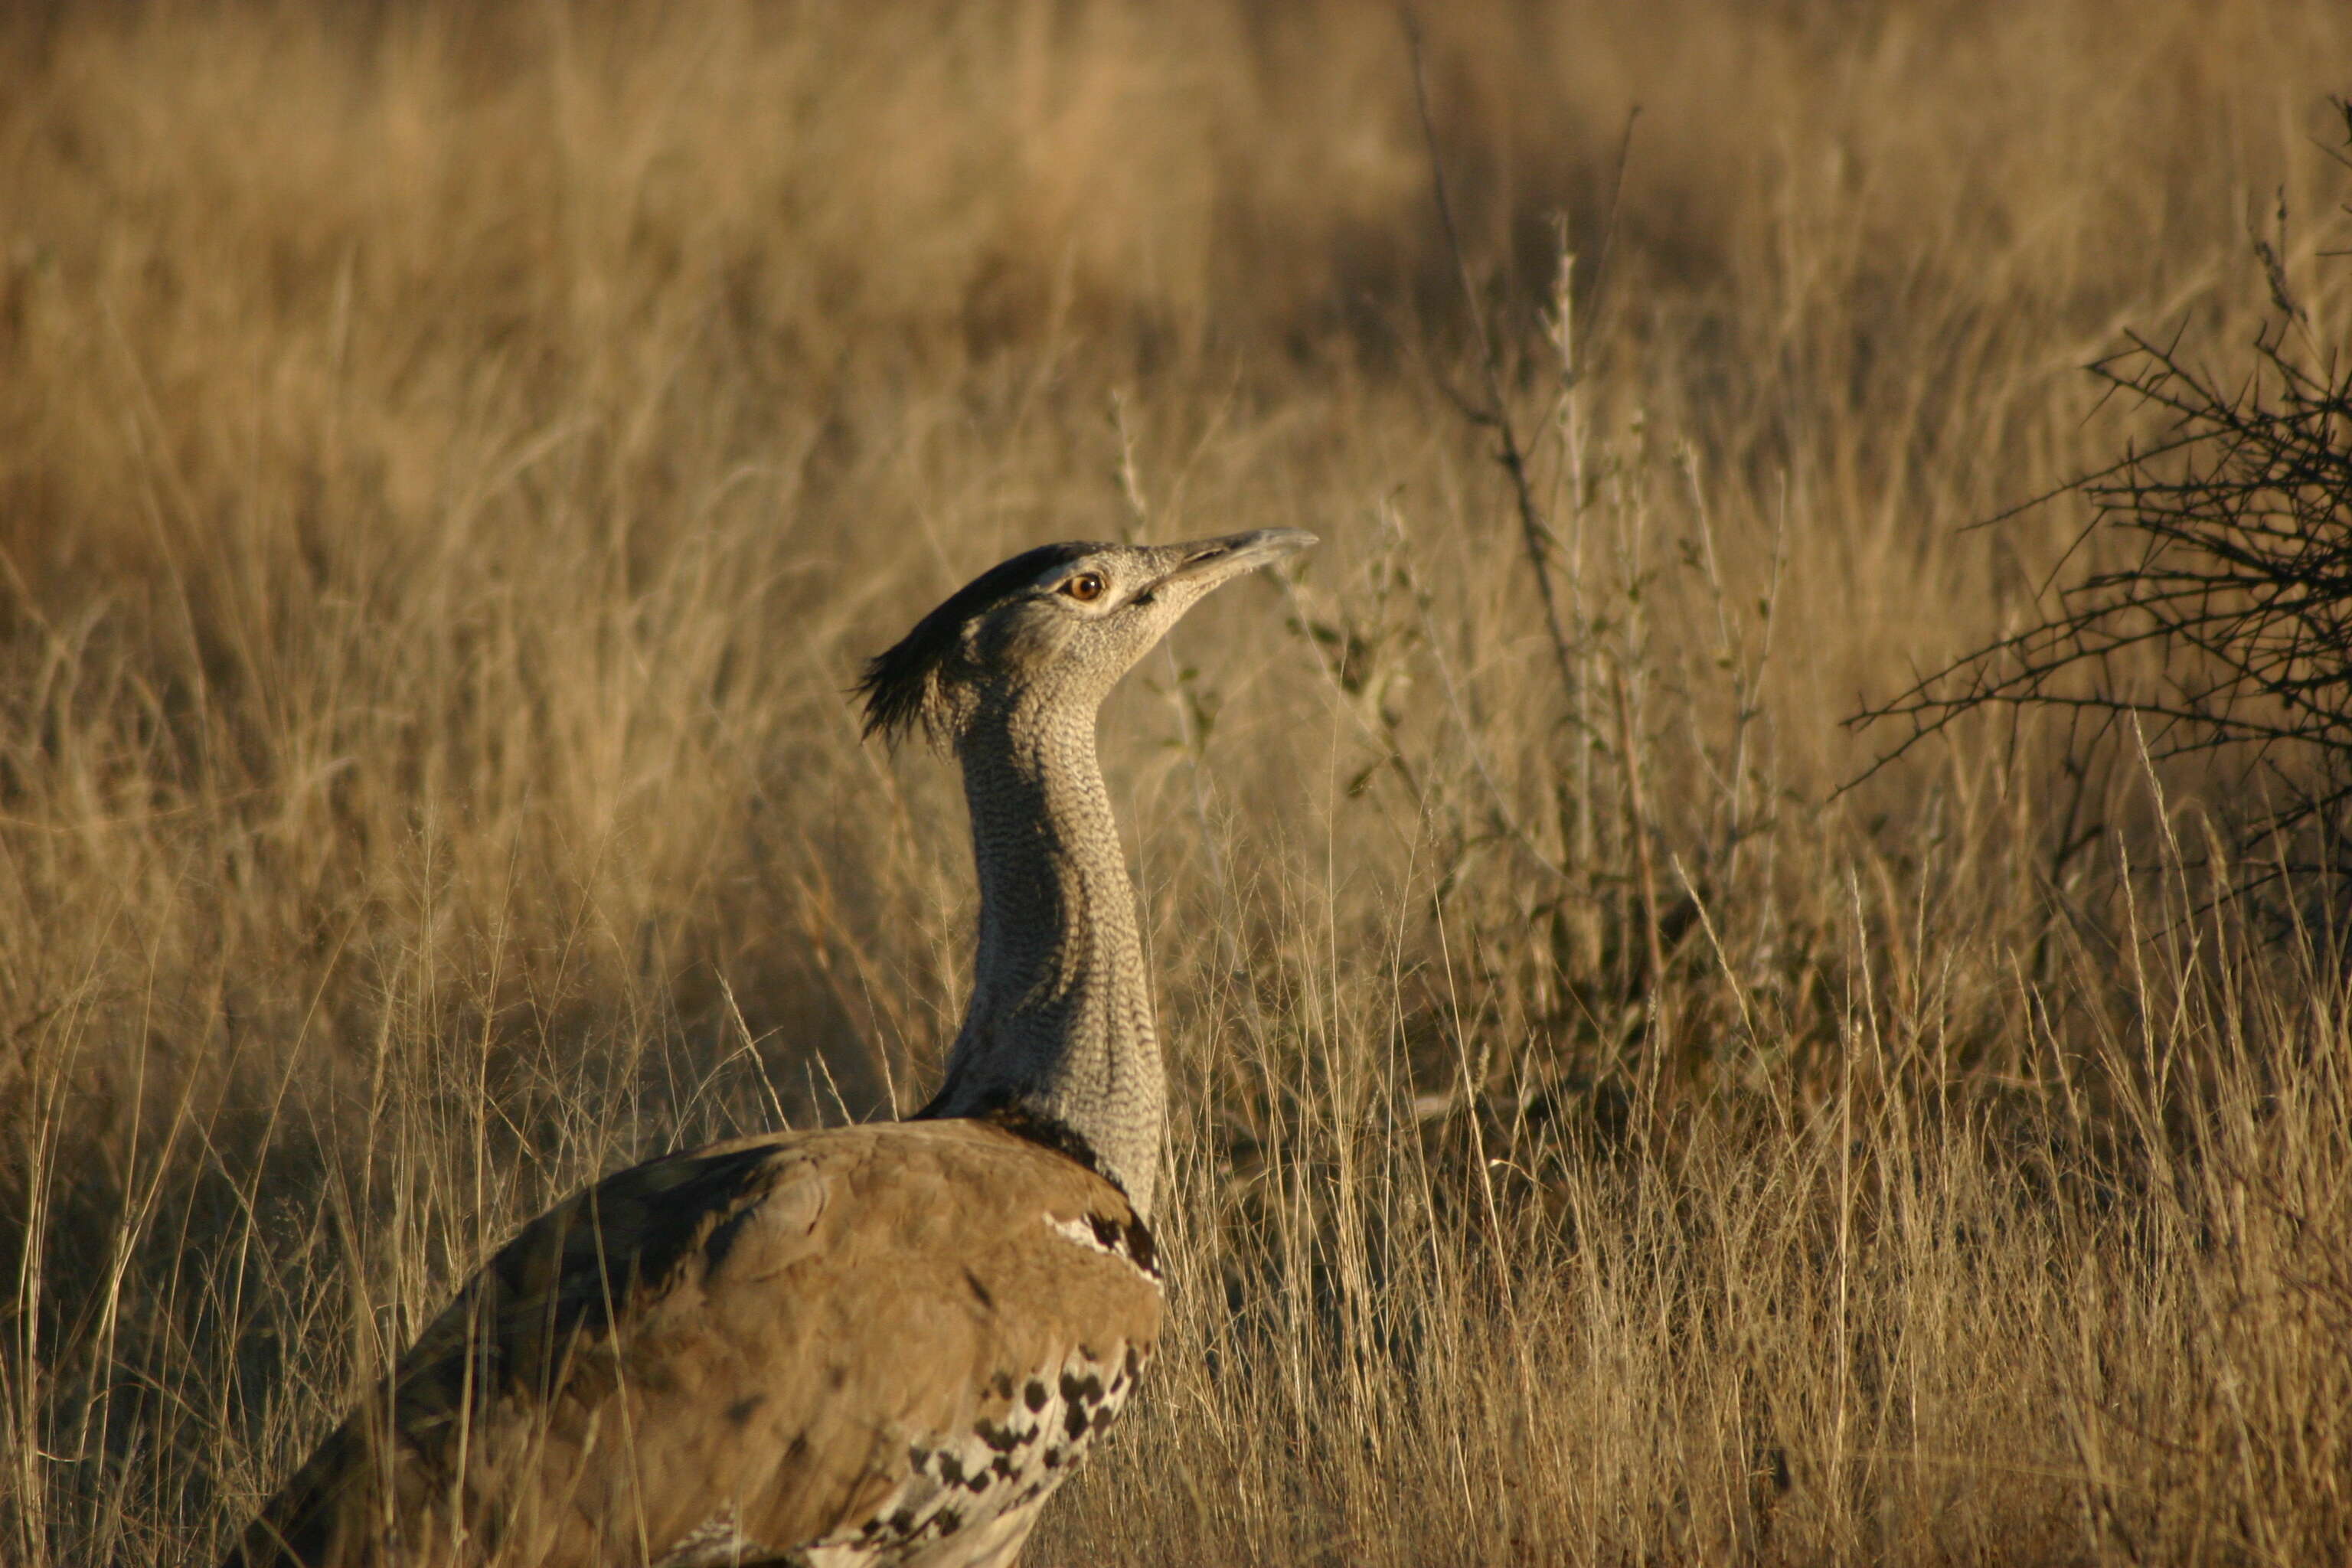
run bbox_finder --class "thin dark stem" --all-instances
[1400,7,1581,715]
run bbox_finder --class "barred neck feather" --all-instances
[916,702,1163,1219]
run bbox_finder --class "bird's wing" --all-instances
[224,1119,1161,1568]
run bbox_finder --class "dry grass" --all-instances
[5,1,2352,1563]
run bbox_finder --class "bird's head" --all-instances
[858,529,1315,747]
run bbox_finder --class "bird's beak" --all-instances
[1152,529,1318,596]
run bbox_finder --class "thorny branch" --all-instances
[1853,111,2352,878]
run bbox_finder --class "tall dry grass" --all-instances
[4,1,2352,1562]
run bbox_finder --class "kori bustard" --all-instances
[223,529,1314,1568]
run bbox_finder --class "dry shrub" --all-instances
[1865,140,2352,893]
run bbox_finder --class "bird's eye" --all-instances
[1063,573,1107,603]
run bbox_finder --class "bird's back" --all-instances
[224,1119,1161,1568]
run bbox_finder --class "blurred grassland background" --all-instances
[5,0,2352,1562]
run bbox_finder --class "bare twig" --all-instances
[1576,106,1641,354]
[1612,662,1669,1002]
[1850,109,2352,888]
[1400,8,1581,713]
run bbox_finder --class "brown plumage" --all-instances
[223,530,1313,1567]
[233,1121,1157,1567]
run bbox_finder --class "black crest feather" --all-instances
[856,541,1108,743]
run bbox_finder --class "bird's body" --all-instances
[224,530,1312,1568]
[239,1119,1157,1568]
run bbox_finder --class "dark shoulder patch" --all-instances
[1087,1209,1158,1277]
[856,542,1109,743]
[958,1102,1111,1186]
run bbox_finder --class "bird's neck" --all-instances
[922,705,1163,1217]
